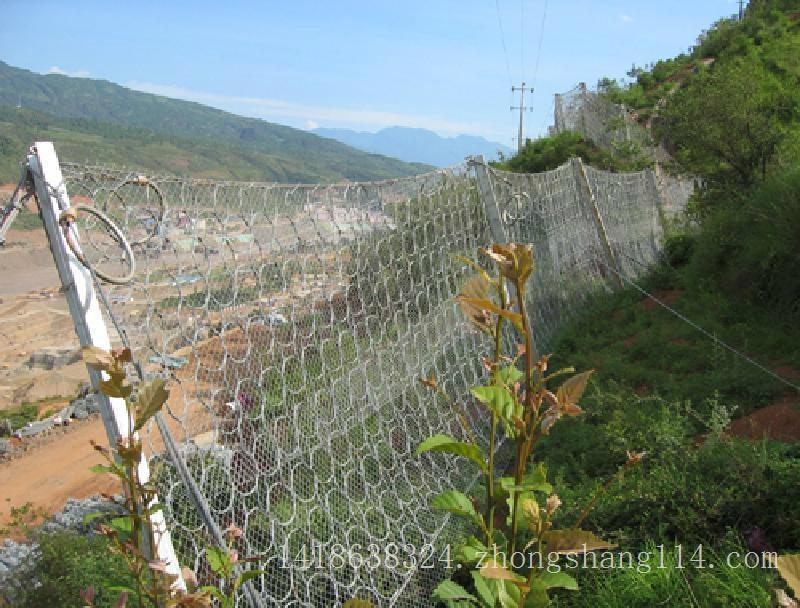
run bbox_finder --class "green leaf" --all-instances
[432,580,480,604]
[99,378,133,399]
[206,545,232,576]
[471,571,496,608]
[498,464,552,495]
[496,365,523,386]
[234,570,267,591]
[471,386,515,422]
[109,516,133,538]
[432,490,483,527]
[200,585,228,602]
[496,579,523,608]
[133,378,169,431]
[82,511,107,525]
[89,463,125,477]
[460,536,490,564]
[523,579,550,608]
[343,600,375,608]
[416,434,488,473]
[538,571,578,591]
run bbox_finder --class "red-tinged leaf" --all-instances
[458,297,523,331]
[556,370,594,409]
[562,403,584,417]
[419,376,437,389]
[480,559,527,583]
[540,390,558,409]
[82,346,114,371]
[457,275,493,327]
[542,529,616,554]
[540,411,559,435]
[80,586,96,605]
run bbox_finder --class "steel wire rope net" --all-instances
[59,155,687,606]
[60,161,499,606]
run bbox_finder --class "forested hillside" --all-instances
[0,62,431,182]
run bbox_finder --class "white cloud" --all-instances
[305,119,319,130]
[48,66,91,78]
[619,13,634,24]
[125,80,495,139]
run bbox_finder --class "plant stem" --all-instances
[572,466,625,530]
[486,279,506,544]
[509,279,534,557]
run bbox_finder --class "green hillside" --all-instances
[0,62,431,183]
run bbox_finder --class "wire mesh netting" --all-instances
[553,83,672,163]
[55,157,693,607]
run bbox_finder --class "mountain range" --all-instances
[314,126,512,167]
[0,61,432,183]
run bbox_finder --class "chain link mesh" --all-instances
[554,84,672,163]
[57,156,692,606]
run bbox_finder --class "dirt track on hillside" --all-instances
[0,417,117,533]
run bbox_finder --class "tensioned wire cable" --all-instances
[594,257,800,394]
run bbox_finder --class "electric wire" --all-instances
[495,0,514,88]
[532,0,548,90]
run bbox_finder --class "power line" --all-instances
[532,0,548,90]
[520,0,525,82]
[494,0,513,88]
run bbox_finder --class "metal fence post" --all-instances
[571,157,624,288]
[470,154,507,244]
[27,142,185,587]
[646,164,668,238]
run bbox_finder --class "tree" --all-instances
[657,55,799,190]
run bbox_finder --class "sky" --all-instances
[1,1,743,146]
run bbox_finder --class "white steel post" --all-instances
[28,142,185,588]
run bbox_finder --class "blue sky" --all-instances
[1,1,742,145]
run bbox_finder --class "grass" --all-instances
[524,251,800,606]
[547,259,800,422]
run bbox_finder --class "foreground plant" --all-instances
[418,244,643,607]
[80,346,217,607]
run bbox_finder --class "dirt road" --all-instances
[0,417,118,531]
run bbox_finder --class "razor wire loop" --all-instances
[105,175,166,246]
[58,204,136,285]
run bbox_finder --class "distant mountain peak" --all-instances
[313,126,512,167]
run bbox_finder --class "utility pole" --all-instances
[739,0,744,20]
[511,82,534,153]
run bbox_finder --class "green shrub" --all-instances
[551,432,800,550]
[9,532,131,608]
[689,168,800,317]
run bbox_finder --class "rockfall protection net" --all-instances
[553,84,671,163]
[56,157,692,607]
